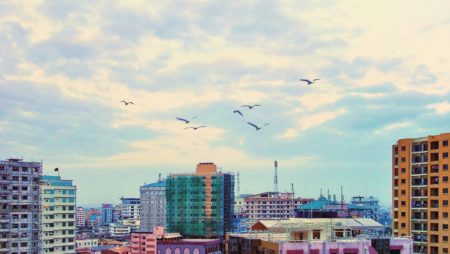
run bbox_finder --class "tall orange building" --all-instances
[392,133,450,254]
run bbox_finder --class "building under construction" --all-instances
[166,162,234,238]
[0,158,42,254]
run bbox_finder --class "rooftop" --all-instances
[142,180,166,188]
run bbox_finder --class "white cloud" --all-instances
[427,101,450,115]
[374,121,412,135]
[279,108,347,138]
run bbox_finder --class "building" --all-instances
[158,239,221,254]
[41,175,77,253]
[86,208,102,228]
[166,162,234,238]
[0,158,41,254]
[140,180,166,232]
[226,218,413,254]
[102,204,114,225]
[130,232,157,254]
[76,238,99,249]
[392,133,450,254]
[109,223,131,240]
[77,207,86,228]
[119,198,140,221]
[240,192,313,220]
[295,194,383,222]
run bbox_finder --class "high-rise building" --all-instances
[76,206,86,228]
[392,133,450,254]
[119,197,140,221]
[139,180,166,232]
[102,204,114,225]
[0,158,41,254]
[166,162,234,238]
[40,174,77,253]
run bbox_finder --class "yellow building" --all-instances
[392,133,450,254]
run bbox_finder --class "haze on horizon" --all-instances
[1,0,449,207]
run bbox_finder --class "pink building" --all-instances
[130,232,157,254]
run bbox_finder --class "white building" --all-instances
[40,175,76,253]
[139,180,166,232]
[76,207,86,228]
[109,223,131,239]
[76,238,98,249]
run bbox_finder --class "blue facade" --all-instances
[102,204,114,225]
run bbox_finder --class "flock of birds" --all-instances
[120,78,320,131]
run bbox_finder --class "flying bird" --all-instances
[233,110,243,116]
[241,104,261,109]
[299,78,320,85]
[184,126,206,130]
[176,115,198,124]
[121,100,135,106]
[247,122,270,131]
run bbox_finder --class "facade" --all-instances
[102,204,114,225]
[139,180,166,232]
[41,175,77,253]
[166,162,234,238]
[109,223,131,239]
[392,133,450,254]
[157,239,221,254]
[76,238,99,249]
[76,207,86,228]
[119,198,140,221]
[130,232,157,254]
[0,158,41,254]
[86,208,102,228]
[240,192,313,219]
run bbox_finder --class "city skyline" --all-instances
[1,0,450,206]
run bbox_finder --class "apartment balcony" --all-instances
[411,168,428,176]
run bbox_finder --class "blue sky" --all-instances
[1,0,449,207]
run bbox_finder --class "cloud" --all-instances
[427,101,450,115]
[374,121,412,135]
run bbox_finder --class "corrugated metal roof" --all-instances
[142,180,166,188]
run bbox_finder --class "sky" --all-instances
[1,0,449,207]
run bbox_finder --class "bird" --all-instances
[176,115,198,124]
[121,100,135,106]
[184,126,206,130]
[247,122,270,131]
[241,104,261,109]
[299,78,320,85]
[233,110,243,116]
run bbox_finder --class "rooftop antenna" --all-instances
[340,185,344,210]
[274,160,279,195]
[158,173,162,182]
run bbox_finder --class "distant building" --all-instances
[76,206,86,227]
[158,238,221,254]
[102,204,114,225]
[109,223,131,239]
[41,174,77,253]
[166,162,234,238]
[295,194,383,222]
[392,133,450,254]
[76,238,99,249]
[0,158,42,254]
[130,232,157,254]
[240,192,313,220]
[139,180,166,232]
[119,198,140,220]
[86,208,102,228]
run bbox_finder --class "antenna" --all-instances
[158,173,162,182]
[274,160,278,194]
[291,183,295,196]
[340,185,344,210]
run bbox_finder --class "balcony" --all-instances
[412,201,428,209]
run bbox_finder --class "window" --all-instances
[401,201,406,206]
[444,200,449,206]
[401,223,406,228]
[444,212,449,218]
[401,168,406,173]
[401,179,406,184]
[401,157,406,162]
[444,176,449,183]
[444,188,449,194]
[444,153,449,159]
[444,140,449,147]
[401,212,406,217]
[445,164,449,171]
[444,224,448,230]
[401,146,406,151]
